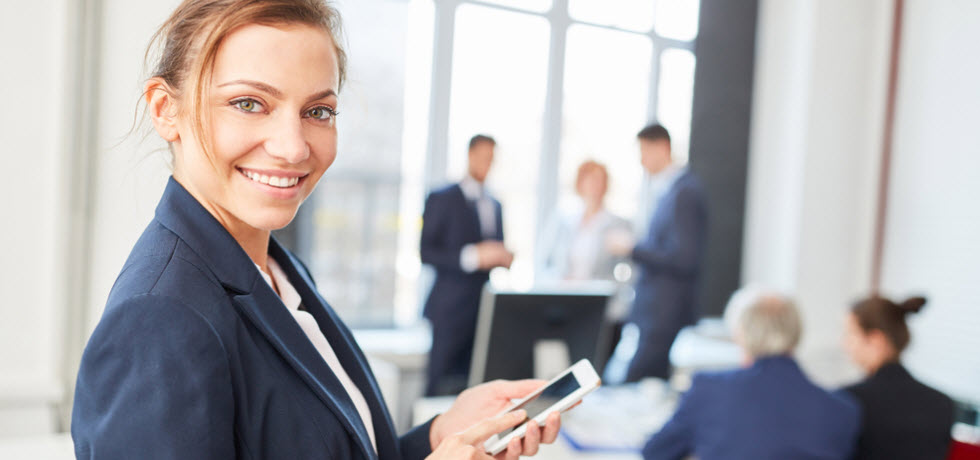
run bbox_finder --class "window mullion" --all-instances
[534,0,570,269]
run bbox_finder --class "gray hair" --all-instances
[724,286,801,358]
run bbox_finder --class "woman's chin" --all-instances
[245,209,300,232]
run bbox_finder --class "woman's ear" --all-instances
[144,78,180,143]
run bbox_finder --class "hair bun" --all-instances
[898,296,927,314]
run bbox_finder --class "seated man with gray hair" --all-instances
[642,287,861,460]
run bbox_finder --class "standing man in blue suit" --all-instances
[421,134,514,396]
[610,124,708,382]
[642,288,861,460]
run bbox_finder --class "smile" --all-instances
[238,168,305,188]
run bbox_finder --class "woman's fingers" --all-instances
[541,411,561,444]
[498,437,522,460]
[521,419,542,456]
[461,410,527,446]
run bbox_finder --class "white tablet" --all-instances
[483,359,601,455]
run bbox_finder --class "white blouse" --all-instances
[256,258,377,453]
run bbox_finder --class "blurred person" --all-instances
[421,134,513,396]
[642,287,861,460]
[536,159,631,282]
[71,2,561,459]
[608,123,708,381]
[843,295,955,460]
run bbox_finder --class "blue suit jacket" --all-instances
[643,356,861,460]
[630,170,708,325]
[72,177,432,460]
[419,183,503,327]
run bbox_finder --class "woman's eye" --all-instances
[232,98,263,113]
[306,106,337,122]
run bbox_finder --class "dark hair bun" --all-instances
[898,296,927,314]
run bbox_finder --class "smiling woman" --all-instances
[69,1,563,459]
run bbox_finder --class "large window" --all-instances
[305,0,700,327]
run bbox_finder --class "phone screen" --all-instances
[495,372,581,438]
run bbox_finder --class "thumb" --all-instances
[461,410,527,446]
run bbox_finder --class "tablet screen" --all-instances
[496,372,580,438]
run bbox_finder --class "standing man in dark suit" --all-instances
[610,124,708,382]
[421,134,514,396]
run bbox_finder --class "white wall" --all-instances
[0,0,72,436]
[881,0,980,404]
[744,0,892,386]
[0,0,178,436]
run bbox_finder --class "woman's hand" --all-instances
[425,410,528,460]
[429,380,562,459]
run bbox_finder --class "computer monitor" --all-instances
[468,282,615,386]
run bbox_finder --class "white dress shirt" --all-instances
[458,174,499,272]
[256,258,377,453]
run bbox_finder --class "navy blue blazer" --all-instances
[419,183,503,326]
[629,169,708,325]
[72,177,432,460]
[643,356,861,460]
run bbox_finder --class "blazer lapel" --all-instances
[270,240,401,459]
[233,279,377,460]
[153,177,376,460]
[453,184,483,242]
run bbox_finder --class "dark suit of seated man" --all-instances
[420,134,513,396]
[643,288,861,460]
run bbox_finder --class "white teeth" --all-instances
[240,169,302,188]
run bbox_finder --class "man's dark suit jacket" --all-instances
[627,169,708,380]
[845,362,955,460]
[643,356,861,460]
[72,177,432,460]
[420,183,503,394]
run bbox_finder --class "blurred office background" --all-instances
[1,0,979,456]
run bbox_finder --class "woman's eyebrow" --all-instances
[218,79,283,97]
[307,89,337,102]
[217,79,336,102]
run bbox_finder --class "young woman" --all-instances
[70,1,560,459]
[843,295,955,460]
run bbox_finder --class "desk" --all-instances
[414,381,677,460]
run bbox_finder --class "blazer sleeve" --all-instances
[632,184,706,278]
[642,375,703,460]
[399,417,435,460]
[420,191,465,272]
[72,294,235,460]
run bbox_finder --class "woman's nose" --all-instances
[264,115,310,164]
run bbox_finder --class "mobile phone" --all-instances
[483,359,601,455]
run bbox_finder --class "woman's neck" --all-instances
[177,178,272,272]
[581,200,603,222]
[866,354,900,375]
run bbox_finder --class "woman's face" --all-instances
[843,313,875,371]
[577,168,607,203]
[171,23,340,232]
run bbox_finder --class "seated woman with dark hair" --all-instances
[843,296,956,460]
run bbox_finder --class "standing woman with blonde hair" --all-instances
[843,296,955,460]
[71,1,562,459]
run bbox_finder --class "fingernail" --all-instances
[513,410,527,419]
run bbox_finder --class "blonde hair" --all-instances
[145,0,346,159]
